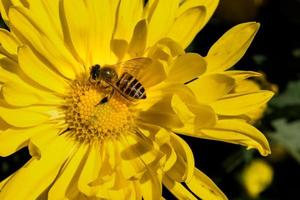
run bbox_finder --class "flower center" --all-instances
[65,81,134,142]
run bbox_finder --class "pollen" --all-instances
[65,81,134,143]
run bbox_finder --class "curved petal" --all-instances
[128,19,148,58]
[18,46,69,94]
[0,106,52,128]
[146,0,179,46]
[186,168,228,200]
[210,91,274,116]
[138,96,183,129]
[114,0,143,42]
[166,53,206,83]
[8,6,80,79]
[165,131,196,183]
[140,167,162,200]
[0,136,74,200]
[172,95,217,131]
[163,175,197,200]
[198,119,271,156]
[0,29,19,55]
[187,74,236,103]
[48,144,89,200]
[167,6,206,48]
[0,123,59,157]
[206,22,260,72]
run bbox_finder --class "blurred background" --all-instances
[1,0,300,199]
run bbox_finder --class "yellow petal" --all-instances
[114,0,143,42]
[48,144,89,200]
[163,175,197,200]
[206,22,260,72]
[18,46,69,94]
[172,95,217,131]
[0,123,56,157]
[0,29,19,55]
[0,136,74,200]
[210,90,274,116]
[169,132,194,182]
[140,168,162,200]
[146,0,179,46]
[177,0,219,32]
[200,119,271,156]
[188,74,235,103]
[223,70,262,83]
[0,61,64,106]
[85,0,118,65]
[0,0,11,25]
[160,143,177,172]
[0,106,51,128]
[166,53,206,83]
[138,96,183,129]
[128,19,148,58]
[60,0,89,64]
[9,6,79,79]
[186,168,228,200]
[0,174,12,191]
[167,6,205,48]
[78,144,102,196]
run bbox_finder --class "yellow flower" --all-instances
[241,159,273,198]
[0,0,273,199]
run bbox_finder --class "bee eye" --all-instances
[99,97,109,104]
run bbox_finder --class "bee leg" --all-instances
[95,89,114,106]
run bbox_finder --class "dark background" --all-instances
[1,0,300,199]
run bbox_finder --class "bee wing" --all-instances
[116,57,152,77]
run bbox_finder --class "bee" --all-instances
[89,58,151,102]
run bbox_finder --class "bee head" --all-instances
[89,64,101,83]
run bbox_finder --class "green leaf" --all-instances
[270,80,300,108]
[269,119,300,163]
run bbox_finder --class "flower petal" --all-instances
[78,144,102,196]
[186,168,228,200]
[163,175,197,200]
[18,45,69,94]
[85,0,118,64]
[0,136,74,200]
[210,91,274,116]
[138,96,183,129]
[172,95,217,131]
[223,70,262,83]
[199,119,271,156]
[48,144,89,200]
[9,6,80,79]
[140,168,162,200]
[167,6,205,48]
[0,29,19,55]
[114,0,143,42]
[166,53,206,83]
[60,0,89,63]
[165,132,196,184]
[187,74,235,103]
[0,106,51,128]
[128,19,148,58]
[0,123,57,157]
[206,22,260,72]
[146,0,179,46]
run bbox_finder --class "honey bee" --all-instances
[89,58,151,102]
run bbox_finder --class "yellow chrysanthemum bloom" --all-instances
[0,0,273,199]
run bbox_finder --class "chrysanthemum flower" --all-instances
[0,0,273,199]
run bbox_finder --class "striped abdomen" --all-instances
[116,72,146,100]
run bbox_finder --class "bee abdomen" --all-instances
[117,72,146,99]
